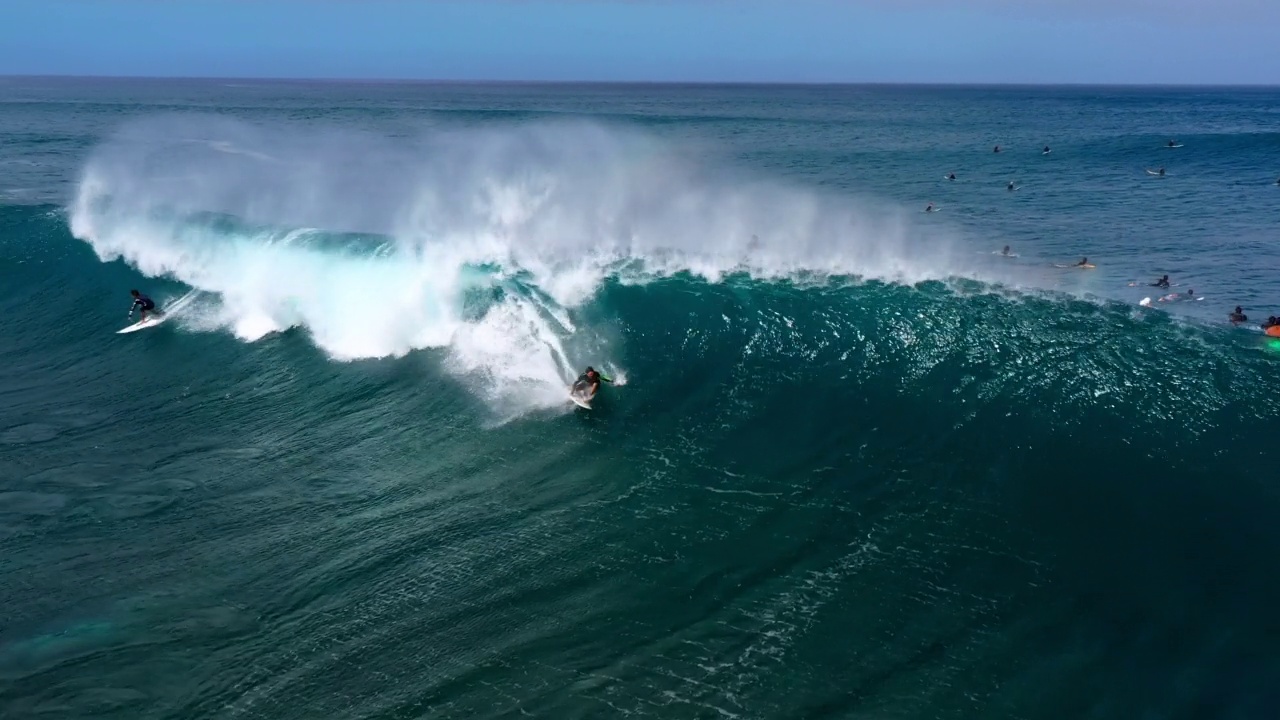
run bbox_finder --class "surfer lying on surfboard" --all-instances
[571,367,612,400]
[128,289,163,323]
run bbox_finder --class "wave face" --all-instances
[68,116,977,418]
[5,82,1280,720]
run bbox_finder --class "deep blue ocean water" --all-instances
[2,77,1279,719]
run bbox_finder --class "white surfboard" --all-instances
[1165,144,1184,149]
[1140,297,1152,307]
[569,392,592,410]
[117,314,167,334]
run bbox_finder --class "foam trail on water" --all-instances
[70,115,967,414]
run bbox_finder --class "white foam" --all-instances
[70,115,971,416]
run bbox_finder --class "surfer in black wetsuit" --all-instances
[1075,257,1089,267]
[1263,316,1279,329]
[1151,275,1170,289]
[947,173,956,181]
[128,289,161,322]
[572,367,612,399]
[1229,306,1248,324]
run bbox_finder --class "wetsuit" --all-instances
[1152,279,1170,289]
[1229,312,1248,323]
[131,295,157,313]
[572,372,612,396]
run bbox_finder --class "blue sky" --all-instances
[1,0,1276,84]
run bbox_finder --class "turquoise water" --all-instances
[2,78,1279,719]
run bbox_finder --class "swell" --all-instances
[6,202,1280,718]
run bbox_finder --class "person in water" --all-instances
[1075,257,1089,267]
[947,173,956,181]
[1157,167,1165,176]
[1151,275,1170,289]
[1043,145,1051,153]
[1263,316,1279,329]
[572,367,613,399]
[1168,140,1178,147]
[993,145,1001,153]
[128,289,161,322]
[1001,245,1012,256]
[1229,306,1248,323]
[925,202,935,212]
[1007,181,1015,191]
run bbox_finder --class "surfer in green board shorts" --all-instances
[572,367,612,400]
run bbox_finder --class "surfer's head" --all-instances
[130,289,140,297]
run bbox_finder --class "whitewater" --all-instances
[68,114,984,418]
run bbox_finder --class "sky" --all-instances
[0,0,1277,84]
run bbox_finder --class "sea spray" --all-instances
[70,115,968,414]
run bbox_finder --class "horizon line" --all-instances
[3,74,1279,90]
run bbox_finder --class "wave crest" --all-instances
[69,115,955,416]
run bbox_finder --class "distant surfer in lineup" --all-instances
[1001,245,1012,256]
[128,289,161,323]
[925,202,936,212]
[1007,181,1016,191]
[1167,140,1178,148]
[1229,306,1248,324]
[1151,275,1171,289]
[1042,145,1051,154]
[946,173,956,181]
[571,367,612,401]
[1075,257,1090,267]
[993,145,1001,153]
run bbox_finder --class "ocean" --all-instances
[2,77,1279,719]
